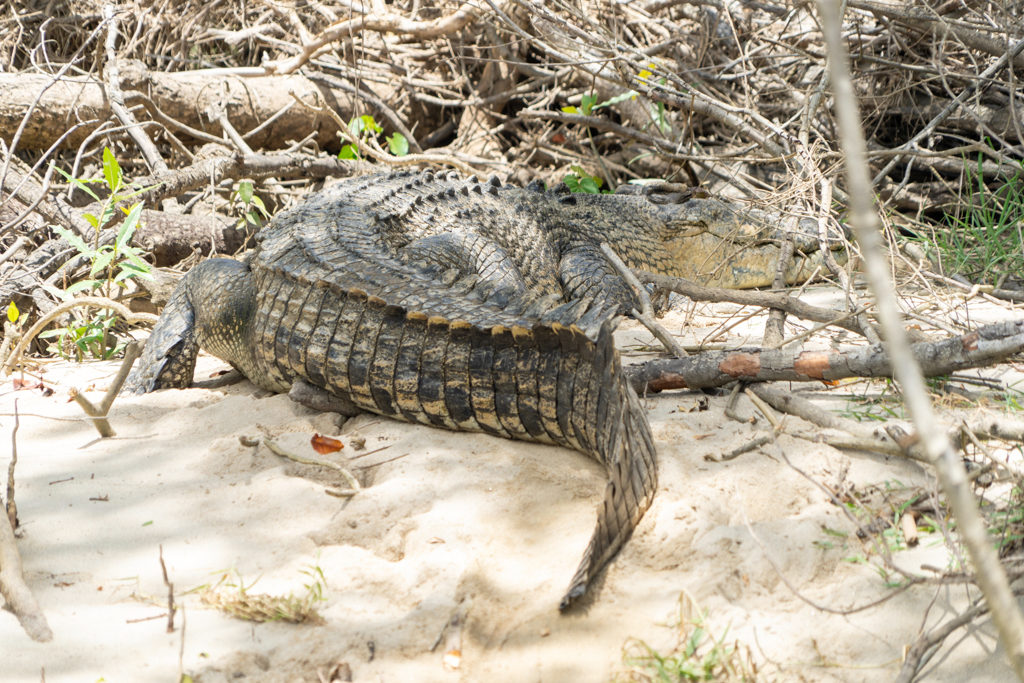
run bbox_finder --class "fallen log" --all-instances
[0,64,395,152]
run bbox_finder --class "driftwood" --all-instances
[628,319,1024,394]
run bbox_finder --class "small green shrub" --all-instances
[42,148,154,360]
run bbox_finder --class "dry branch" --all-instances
[627,318,1024,394]
[0,401,53,642]
[264,2,489,75]
[102,5,169,176]
[848,0,1024,71]
[638,271,865,336]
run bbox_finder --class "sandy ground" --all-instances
[1,296,1018,682]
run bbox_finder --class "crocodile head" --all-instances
[630,187,849,289]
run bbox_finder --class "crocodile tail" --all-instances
[559,319,658,611]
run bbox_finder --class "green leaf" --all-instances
[386,132,409,156]
[122,249,153,274]
[116,203,144,251]
[89,249,115,278]
[54,165,102,202]
[41,284,69,302]
[98,202,116,229]
[566,167,603,193]
[6,300,18,323]
[595,90,639,110]
[102,147,122,193]
[113,267,140,283]
[115,182,162,203]
[250,195,269,217]
[237,180,253,204]
[338,144,358,160]
[83,213,99,228]
[348,114,381,138]
[360,114,382,134]
[580,93,598,116]
[118,262,154,281]
[52,225,92,256]
[66,279,102,295]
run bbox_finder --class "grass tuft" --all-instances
[616,592,756,682]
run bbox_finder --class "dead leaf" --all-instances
[311,433,344,454]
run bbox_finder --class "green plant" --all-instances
[39,309,123,361]
[41,148,154,360]
[636,65,672,135]
[563,165,605,193]
[231,180,270,230]
[911,157,1024,287]
[6,300,20,326]
[561,89,638,118]
[617,593,755,681]
[337,114,408,160]
[836,379,904,422]
[562,65,671,136]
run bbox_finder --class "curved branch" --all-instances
[1,296,158,377]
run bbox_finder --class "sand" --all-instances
[1,299,1016,682]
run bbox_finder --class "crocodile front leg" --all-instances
[558,244,642,312]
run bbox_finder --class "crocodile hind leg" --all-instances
[123,258,256,394]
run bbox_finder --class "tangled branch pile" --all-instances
[2,0,1022,326]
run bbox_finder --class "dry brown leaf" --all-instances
[311,433,344,454]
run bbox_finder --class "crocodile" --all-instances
[123,170,845,610]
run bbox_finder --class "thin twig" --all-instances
[819,1,1024,675]
[263,437,361,495]
[159,545,176,633]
